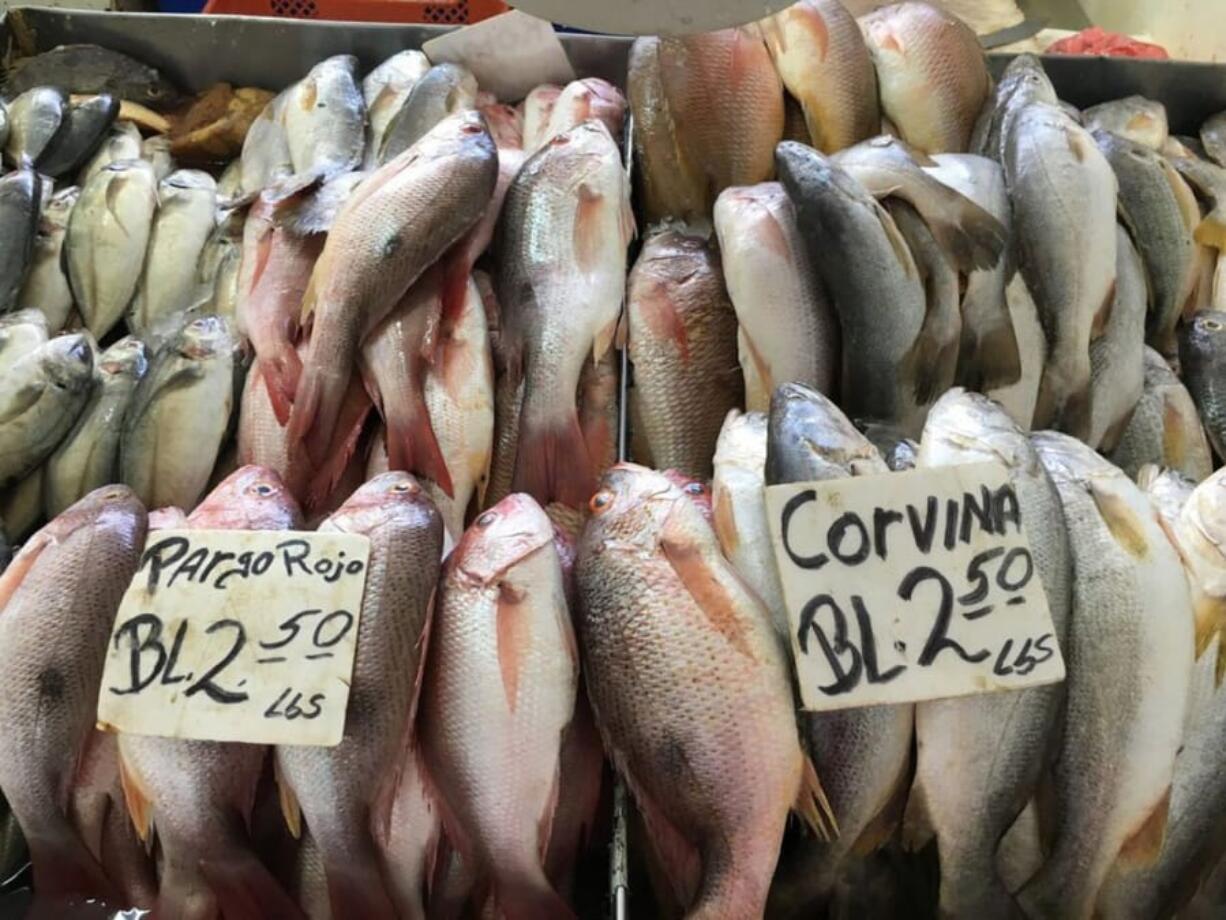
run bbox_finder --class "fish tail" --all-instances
[288,360,347,466]
[198,852,306,920]
[938,196,1009,273]
[386,386,455,499]
[261,348,304,428]
[1194,209,1226,251]
[1035,361,1092,441]
[494,869,575,920]
[306,387,373,512]
[322,859,401,920]
[512,410,595,509]
[26,826,119,906]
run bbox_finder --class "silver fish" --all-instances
[77,120,141,186]
[38,94,118,179]
[283,55,366,183]
[4,86,67,168]
[362,50,430,170]
[1089,227,1147,451]
[16,185,79,332]
[194,207,245,323]
[0,168,42,313]
[971,54,1057,161]
[1084,96,1169,151]
[1178,310,1226,460]
[240,90,292,194]
[0,309,49,375]
[141,134,175,182]
[379,63,477,165]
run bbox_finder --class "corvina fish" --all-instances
[498,120,632,507]
[761,0,879,153]
[713,182,838,410]
[282,55,365,185]
[277,472,443,920]
[542,78,626,148]
[379,63,477,165]
[65,158,158,339]
[129,169,218,338]
[1174,469,1226,680]
[1004,102,1117,439]
[1092,128,1198,356]
[1178,309,1226,459]
[776,142,932,434]
[0,168,42,313]
[362,49,430,169]
[832,136,1007,273]
[710,409,786,636]
[1022,432,1194,920]
[0,486,146,906]
[628,29,783,225]
[860,2,990,153]
[626,226,741,478]
[924,153,1022,390]
[1084,95,1169,151]
[971,54,1057,161]
[289,111,496,466]
[0,309,48,374]
[17,185,78,332]
[1111,346,1214,483]
[909,389,1072,919]
[1088,227,1147,452]
[420,494,577,919]
[578,463,832,918]
[78,120,141,186]
[4,44,180,108]
[120,315,237,510]
[521,84,562,152]
[44,337,148,518]
[763,383,913,913]
[0,333,94,487]
[4,87,66,168]
[118,466,304,920]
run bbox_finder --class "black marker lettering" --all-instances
[960,486,995,543]
[110,614,166,695]
[252,551,273,576]
[829,512,870,566]
[960,547,1005,604]
[907,497,939,553]
[851,596,905,684]
[797,595,862,695]
[996,485,1022,534]
[170,547,209,588]
[899,566,990,667]
[313,610,354,649]
[199,550,236,586]
[781,490,828,569]
[278,539,312,576]
[943,498,959,550]
[184,620,248,704]
[141,537,189,591]
[260,609,322,651]
[997,547,1034,592]
[873,507,904,561]
[160,621,192,686]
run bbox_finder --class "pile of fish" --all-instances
[7,0,1226,917]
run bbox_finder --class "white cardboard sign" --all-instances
[765,462,1065,711]
[97,530,369,747]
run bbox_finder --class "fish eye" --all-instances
[476,512,498,528]
[252,483,275,496]
[391,480,416,495]
[589,491,614,514]
[1206,319,1224,332]
[103,489,125,501]
[684,482,706,496]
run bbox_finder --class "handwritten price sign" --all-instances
[97,530,369,746]
[765,462,1065,711]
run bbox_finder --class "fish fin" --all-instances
[902,776,936,852]
[27,830,118,906]
[853,756,911,856]
[263,169,325,205]
[623,767,702,909]
[260,349,303,428]
[275,760,303,839]
[1087,478,1150,559]
[1194,209,1226,251]
[931,195,1008,273]
[198,855,307,920]
[289,357,349,468]
[437,254,472,352]
[299,261,322,325]
[659,506,757,661]
[1192,595,1226,667]
[306,382,373,512]
[494,871,575,920]
[117,750,154,845]
[631,281,688,364]
[538,761,563,865]
[512,411,594,508]
[794,754,837,842]
[322,862,400,920]
[711,486,741,556]
[384,378,454,499]
[1092,281,1117,338]
[593,314,620,365]
[1216,633,1226,687]
[1115,787,1172,867]
[0,529,56,610]
[496,580,530,711]
[958,314,1023,392]
[574,183,609,273]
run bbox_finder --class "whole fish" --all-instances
[1201,110,1226,168]
[710,409,786,635]
[925,153,1021,390]
[0,485,146,906]
[859,2,989,153]
[1111,347,1214,482]
[0,333,94,488]
[713,182,838,409]
[499,120,632,508]
[0,168,42,313]
[141,134,175,182]
[423,274,495,540]
[1004,102,1117,439]
[195,207,245,323]
[241,91,292,194]
[762,383,913,912]
[626,227,741,478]
[521,84,562,152]
[971,53,1057,161]
[4,44,180,108]
[1179,310,1226,459]
[761,0,878,154]
[4,86,67,167]
[909,389,1072,919]
[578,463,831,917]
[78,120,141,186]
[118,466,303,920]
[628,29,783,225]
[832,136,1007,273]
[362,49,431,169]
[289,111,496,466]
[44,337,148,518]
[120,315,237,510]
[0,308,49,374]
[277,472,443,920]
[65,158,158,339]
[282,55,365,184]
[776,141,932,434]
[38,94,118,179]
[1022,432,1194,920]
[420,493,577,918]
[542,78,626,147]
[1093,128,1198,356]
[129,169,218,337]
[1087,227,1147,452]
[1084,96,1169,151]
[379,63,477,165]
[16,185,78,332]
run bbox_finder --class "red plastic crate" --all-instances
[201,0,508,24]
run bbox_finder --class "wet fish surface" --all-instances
[1089,227,1147,451]
[0,169,42,313]
[1179,310,1226,459]
[16,185,79,332]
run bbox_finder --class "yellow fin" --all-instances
[276,759,303,839]
[1116,787,1171,867]
[117,751,154,846]
[299,261,321,325]
[854,762,911,856]
[1088,479,1150,559]
[794,754,838,843]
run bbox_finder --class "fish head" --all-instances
[188,465,302,530]
[766,382,885,482]
[1184,311,1226,364]
[776,140,876,213]
[713,181,787,231]
[177,315,236,361]
[44,185,81,224]
[48,484,146,543]
[451,493,555,586]
[40,332,95,391]
[325,471,442,539]
[662,470,714,525]
[99,336,149,379]
[583,463,688,553]
[919,388,1035,474]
